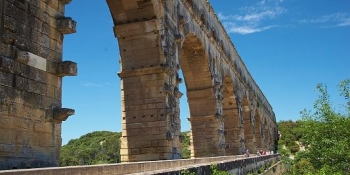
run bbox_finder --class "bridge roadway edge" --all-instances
[0,154,280,175]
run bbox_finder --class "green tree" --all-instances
[277,120,303,156]
[61,131,193,166]
[60,131,121,166]
[290,79,350,174]
[180,131,191,159]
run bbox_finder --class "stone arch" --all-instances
[242,95,255,152]
[222,74,241,155]
[254,110,263,150]
[179,33,220,157]
[267,121,274,151]
[107,0,184,162]
[263,117,269,150]
[107,0,157,25]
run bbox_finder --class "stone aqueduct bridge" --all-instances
[0,0,278,170]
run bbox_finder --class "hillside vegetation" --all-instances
[60,131,121,166]
[277,120,303,157]
[281,79,350,175]
[60,131,191,166]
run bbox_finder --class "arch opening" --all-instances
[242,96,255,152]
[254,110,263,150]
[179,33,219,157]
[222,75,241,155]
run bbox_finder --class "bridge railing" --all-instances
[0,154,280,175]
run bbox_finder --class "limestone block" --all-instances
[27,79,47,95]
[120,148,130,156]
[147,121,166,128]
[34,121,51,133]
[38,133,55,147]
[131,149,140,155]
[43,97,60,110]
[57,17,76,34]
[0,43,16,58]
[0,71,13,87]
[52,87,60,100]
[22,91,45,109]
[53,108,74,122]
[59,0,72,5]
[114,20,159,38]
[56,61,77,77]
[57,1,65,13]
[46,61,57,74]
[0,56,22,75]
[45,0,59,10]
[44,2,63,20]
[46,73,61,87]
[141,147,156,154]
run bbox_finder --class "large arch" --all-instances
[180,34,221,157]
[222,75,241,155]
[254,110,263,150]
[263,117,269,150]
[243,96,256,153]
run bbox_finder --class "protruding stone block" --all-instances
[59,0,72,4]
[53,108,75,122]
[57,61,77,77]
[57,17,76,34]
[174,88,183,98]
[16,51,30,64]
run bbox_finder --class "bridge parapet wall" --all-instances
[0,154,280,175]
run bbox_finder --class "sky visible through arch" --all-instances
[61,0,350,145]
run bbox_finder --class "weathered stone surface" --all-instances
[0,0,74,170]
[57,17,76,34]
[107,0,278,162]
[59,0,72,5]
[56,61,77,77]
[53,108,75,122]
[0,0,278,170]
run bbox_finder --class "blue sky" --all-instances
[61,0,350,145]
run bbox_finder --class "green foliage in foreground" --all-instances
[60,131,121,166]
[210,164,232,175]
[180,164,233,175]
[286,79,350,175]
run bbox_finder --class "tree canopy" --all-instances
[286,79,350,175]
[60,131,121,166]
[60,131,192,166]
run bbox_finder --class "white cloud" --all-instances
[218,0,285,34]
[81,83,103,87]
[300,12,350,28]
[223,22,275,35]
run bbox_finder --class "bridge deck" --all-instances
[0,155,279,175]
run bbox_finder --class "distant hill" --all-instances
[60,131,191,166]
[60,131,121,166]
